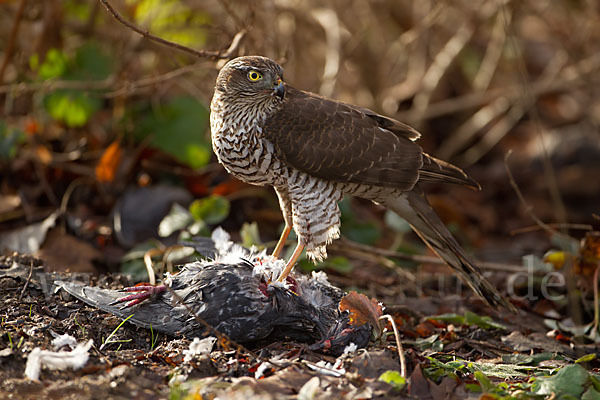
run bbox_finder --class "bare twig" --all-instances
[18,261,34,303]
[473,9,510,91]
[396,52,600,123]
[460,48,568,166]
[312,9,341,97]
[498,2,568,227]
[98,0,245,60]
[510,223,593,235]
[503,151,574,245]
[411,23,475,123]
[143,248,164,285]
[0,0,27,84]
[593,264,600,340]
[437,96,511,159]
[330,238,528,273]
[0,62,204,96]
[379,314,406,378]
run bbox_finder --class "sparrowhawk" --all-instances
[210,55,513,310]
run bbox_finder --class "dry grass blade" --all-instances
[379,314,406,378]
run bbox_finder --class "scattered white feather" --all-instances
[269,280,289,289]
[51,334,77,350]
[254,361,271,379]
[297,376,321,399]
[211,227,233,254]
[307,359,345,377]
[183,337,216,362]
[311,271,331,285]
[25,339,93,380]
[343,343,358,354]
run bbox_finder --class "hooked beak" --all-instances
[272,77,285,99]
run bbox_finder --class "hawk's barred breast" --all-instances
[209,56,514,310]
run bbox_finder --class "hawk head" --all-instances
[215,56,286,102]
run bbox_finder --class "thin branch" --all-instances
[0,0,27,84]
[503,151,574,244]
[411,23,475,122]
[396,52,600,123]
[17,261,34,303]
[510,223,593,235]
[473,8,510,91]
[499,2,568,226]
[330,238,528,274]
[0,62,202,96]
[98,0,245,60]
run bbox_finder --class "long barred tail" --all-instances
[383,189,516,312]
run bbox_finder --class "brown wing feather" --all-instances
[262,87,423,190]
[419,154,481,189]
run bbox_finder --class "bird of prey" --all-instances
[210,55,513,310]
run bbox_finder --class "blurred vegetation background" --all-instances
[0,0,599,281]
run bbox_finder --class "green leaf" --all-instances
[427,313,465,325]
[35,48,68,79]
[468,362,532,379]
[120,240,161,280]
[71,42,113,81]
[464,383,482,393]
[323,256,354,274]
[158,203,194,237]
[531,364,589,398]
[576,353,597,363]
[427,311,505,330]
[136,97,210,169]
[189,195,230,225]
[590,374,600,392]
[0,122,25,160]
[474,371,494,392]
[378,370,406,390]
[240,222,262,249]
[415,334,443,351]
[582,387,600,400]
[464,311,506,330]
[44,90,100,127]
[131,0,209,47]
[502,352,562,366]
[339,197,381,245]
[64,0,93,20]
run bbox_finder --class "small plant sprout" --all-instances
[100,314,134,351]
[150,324,159,350]
[74,314,86,337]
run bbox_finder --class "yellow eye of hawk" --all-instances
[248,70,262,81]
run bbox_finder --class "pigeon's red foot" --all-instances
[109,284,167,308]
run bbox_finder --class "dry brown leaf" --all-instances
[339,291,383,328]
[35,145,52,165]
[95,140,122,183]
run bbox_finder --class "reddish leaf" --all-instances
[25,119,40,135]
[339,291,383,328]
[95,140,122,183]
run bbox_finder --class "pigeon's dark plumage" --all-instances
[57,247,371,354]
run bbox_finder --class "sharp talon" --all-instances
[110,285,166,307]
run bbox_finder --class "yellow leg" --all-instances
[272,225,292,258]
[276,242,305,282]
